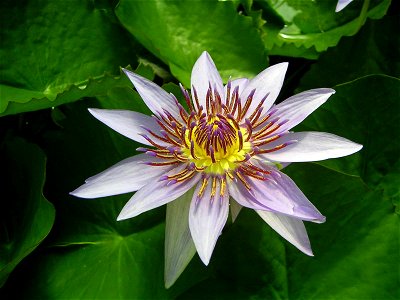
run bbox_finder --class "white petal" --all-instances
[88,108,166,146]
[70,154,174,198]
[240,62,288,119]
[256,210,313,256]
[223,78,249,105]
[123,69,181,120]
[271,88,335,134]
[228,178,274,212]
[230,199,242,222]
[255,170,326,223]
[117,165,201,220]
[189,178,229,265]
[336,0,354,12]
[165,189,196,289]
[190,51,224,110]
[259,132,363,162]
[229,171,325,223]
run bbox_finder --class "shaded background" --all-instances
[0,0,399,299]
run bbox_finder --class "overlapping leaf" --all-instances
[0,0,136,116]
[297,75,400,187]
[0,138,55,287]
[179,164,398,299]
[299,15,400,89]
[258,0,391,56]
[116,0,267,86]
[176,73,399,300]
[0,1,398,298]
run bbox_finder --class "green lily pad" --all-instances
[0,84,208,297]
[299,15,400,90]
[286,164,398,300]
[258,0,391,55]
[115,0,267,86]
[0,138,55,287]
[0,0,136,116]
[179,162,399,299]
[297,75,400,187]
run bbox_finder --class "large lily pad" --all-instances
[115,0,267,86]
[179,163,398,299]
[297,75,400,187]
[0,0,136,116]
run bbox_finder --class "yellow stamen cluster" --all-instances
[182,116,252,174]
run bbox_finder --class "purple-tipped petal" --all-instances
[228,177,274,212]
[123,69,181,120]
[336,0,354,12]
[189,178,229,265]
[271,88,335,134]
[240,62,288,119]
[256,210,313,256]
[191,51,224,109]
[70,154,174,199]
[165,189,196,289]
[229,172,326,223]
[117,165,201,220]
[259,131,363,162]
[88,108,167,146]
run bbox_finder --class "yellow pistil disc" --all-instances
[181,118,252,175]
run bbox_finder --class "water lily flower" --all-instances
[336,0,354,12]
[71,51,362,287]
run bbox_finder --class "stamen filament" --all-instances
[240,89,255,120]
[210,177,217,201]
[180,83,194,111]
[197,177,209,202]
[236,170,252,190]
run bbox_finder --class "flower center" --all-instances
[140,81,292,188]
[181,114,252,174]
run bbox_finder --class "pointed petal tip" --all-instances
[69,185,92,199]
[164,264,191,289]
[340,140,363,156]
[116,213,128,222]
[123,69,139,82]
[297,240,314,256]
[122,68,137,82]
[313,214,326,224]
[319,88,336,95]
[302,208,326,224]
[281,61,289,67]
[275,61,289,72]
[304,248,314,256]
[117,208,133,221]
[69,189,79,197]
[87,107,97,114]
[200,50,210,57]
[263,62,288,77]
[87,108,103,119]
[122,67,133,76]
[335,0,354,12]
[199,253,211,266]
[164,280,173,289]
[122,69,150,88]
